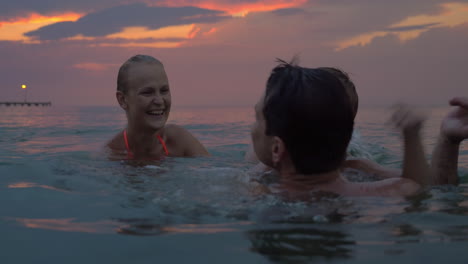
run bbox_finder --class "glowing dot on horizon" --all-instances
[21,84,27,89]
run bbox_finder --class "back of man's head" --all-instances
[319,67,358,119]
[263,59,354,174]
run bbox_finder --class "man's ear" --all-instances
[116,91,128,110]
[271,136,286,165]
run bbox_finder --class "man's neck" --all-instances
[278,169,343,192]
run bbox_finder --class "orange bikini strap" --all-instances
[124,129,168,158]
[123,129,134,159]
[157,134,169,155]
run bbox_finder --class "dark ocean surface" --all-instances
[0,105,467,263]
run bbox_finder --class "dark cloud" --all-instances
[386,23,440,32]
[25,4,230,40]
[238,0,462,48]
[58,37,188,46]
[0,0,293,20]
[0,0,126,20]
[305,0,466,37]
[329,23,468,106]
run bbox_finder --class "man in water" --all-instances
[249,60,465,197]
[246,65,430,186]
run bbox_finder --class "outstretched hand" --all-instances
[389,104,425,136]
[441,97,468,143]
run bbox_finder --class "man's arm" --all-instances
[390,105,433,186]
[352,177,421,197]
[431,97,468,185]
[343,158,401,179]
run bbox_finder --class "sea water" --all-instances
[0,105,467,263]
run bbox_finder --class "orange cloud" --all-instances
[106,24,196,40]
[0,12,83,42]
[203,27,218,36]
[65,34,95,41]
[94,41,183,48]
[93,24,198,48]
[336,31,388,51]
[336,2,468,51]
[151,0,308,17]
[187,26,201,38]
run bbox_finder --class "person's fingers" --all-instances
[388,104,425,133]
[397,110,411,128]
[389,106,405,127]
[395,110,426,131]
[387,105,401,126]
[392,108,411,128]
[449,97,468,108]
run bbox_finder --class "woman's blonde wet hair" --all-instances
[117,55,163,94]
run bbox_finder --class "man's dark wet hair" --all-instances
[117,54,163,94]
[319,67,358,119]
[263,59,354,174]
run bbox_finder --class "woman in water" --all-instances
[107,55,209,160]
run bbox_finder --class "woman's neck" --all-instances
[126,125,161,156]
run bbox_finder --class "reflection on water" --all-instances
[391,223,422,244]
[11,216,251,236]
[8,182,71,193]
[116,219,251,236]
[247,226,355,262]
[12,218,118,234]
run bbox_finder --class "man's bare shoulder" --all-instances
[344,158,385,171]
[343,158,401,180]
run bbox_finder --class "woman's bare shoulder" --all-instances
[106,130,125,150]
[163,124,188,135]
[163,124,209,156]
[162,124,195,143]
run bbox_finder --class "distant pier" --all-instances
[0,102,52,107]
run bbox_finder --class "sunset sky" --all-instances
[1,0,467,107]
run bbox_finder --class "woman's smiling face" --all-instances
[123,62,172,132]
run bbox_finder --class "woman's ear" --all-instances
[116,91,128,110]
[271,136,286,165]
